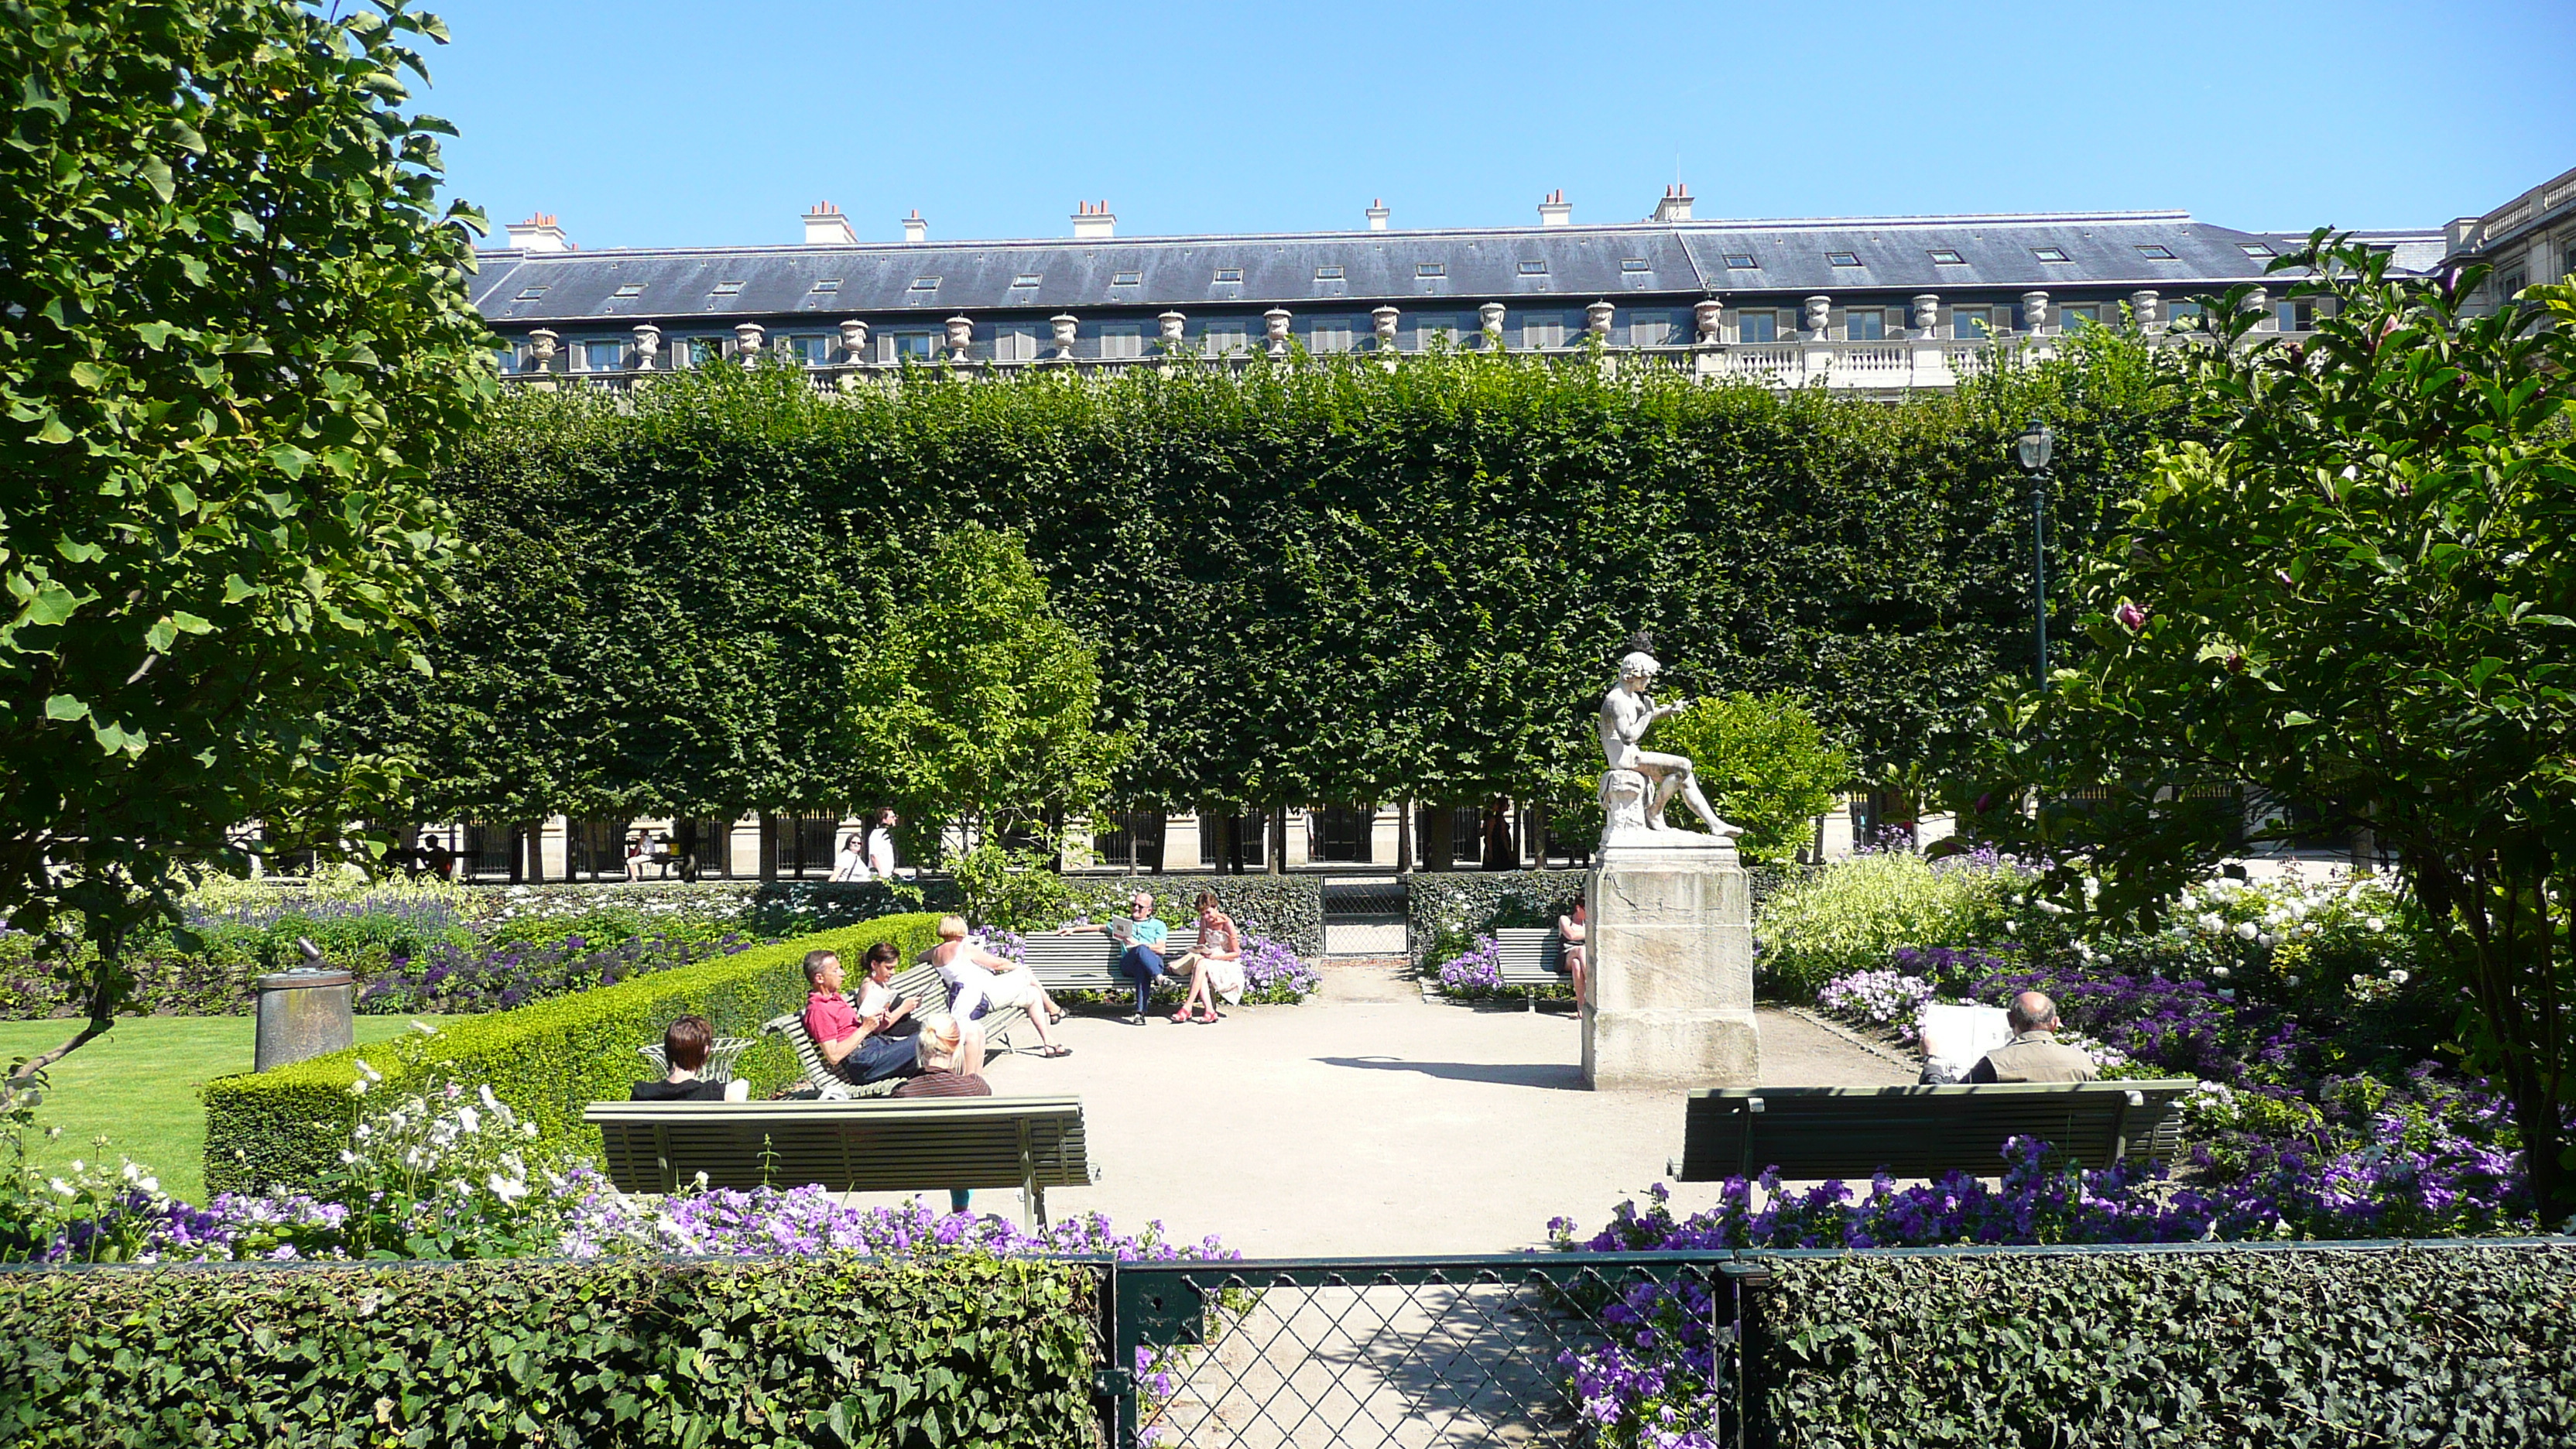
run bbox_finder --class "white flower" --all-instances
[50,1178,72,1197]
[2211,966,2231,978]
[137,1175,157,1194]
[2284,975,2302,988]
[410,1020,440,1036]
[487,1173,529,1203]
[458,1106,481,1134]
[339,1149,358,1164]
[355,1059,382,1083]
[2234,921,2259,940]
[353,1124,373,1142]
[2388,969,2410,985]
[2197,913,2225,934]
[2258,932,2276,948]
[348,1079,368,1097]
[2367,917,2386,933]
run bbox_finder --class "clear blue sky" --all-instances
[413,0,2575,251]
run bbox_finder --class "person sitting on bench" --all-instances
[802,947,923,1088]
[892,1013,991,1098]
[1966,990,2100,1083]
[630,1015,751,1101]
[1166,890,1242,1024]
[1557,899,1588,1007]
[1059,891,1170,1025]
[852,940,922,1042]
[930,916,1071,1061]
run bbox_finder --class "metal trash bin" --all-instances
[254,944,355,1072]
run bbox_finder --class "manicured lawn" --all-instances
[2,1016,436,1204]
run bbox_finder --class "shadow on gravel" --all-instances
[1315,1056,1587,1091]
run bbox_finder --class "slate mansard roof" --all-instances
[471,211,2400,329]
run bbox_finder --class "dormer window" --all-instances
[1416,262,1447,278]
[909,276,940,292]
[2135,245,2176,260]
[1213,266,1244,283]
[1518,259,1548,275]
[1722,253,1758,269]
[1620,258,1652,272]
[1824,252,1862,267]
[2240,242,2276,259]
[610,283,646,298]
[514,286,548,301]
[1927,248,1965,265]
[2030,247,2070,263]
[1112,271,1142,286]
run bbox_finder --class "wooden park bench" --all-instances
[1488,927,1571,1011]
[1670,1080,2197,1184]
[1017,924,1183,996]
[582,1095,1099,1227]
[759,961,1028,1101]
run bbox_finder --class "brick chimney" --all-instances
[505,213,572,252]
[1538,190,1572,227]
[903,208,927,243]
[1653,183,1693,223]
[1366,198,1390,231]
[803,200,858,246]
[1073,200,1115,240]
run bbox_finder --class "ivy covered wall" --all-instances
[345,341,2184,823]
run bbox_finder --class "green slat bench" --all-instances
[1670,1080,2198,1184]
[760,961,1025,1100]
[1018,927,1184,996]
[583,1094,1099,1228]
[1488,927,1571,1012]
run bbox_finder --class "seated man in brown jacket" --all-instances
[1966,991,2100,1083]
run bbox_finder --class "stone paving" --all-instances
[848,957,1912,1256]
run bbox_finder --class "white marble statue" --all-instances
[1598,650,1742,843]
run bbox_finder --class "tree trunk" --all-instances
[1421,805,1454,873]
[757,811,779,882]
[1533,805,1550,871]
[1266,803,1286,875]
[1396,801,1414,875]
[2415,851,2572,1224]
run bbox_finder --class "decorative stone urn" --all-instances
[733,321,765,366]
[2131,289,2162,333]
[1263,307,1292,356]
[1050,313,1079,359]
[838,318,869,361]
[526,328,560,368]
[1693,299,1723,344]
[1802,296,1831,339]
[1478,301,1506,347]
[944,315,975,361]
[1157,311,1187,350]
[2021,290,2050,335]
[1372,305,1401,350]
[1911,294,1941,337]
[1586,300,1615,340]
[2245,286,2270,330]
[630,323,660,371]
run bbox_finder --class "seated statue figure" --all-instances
[1598,651,1743,841]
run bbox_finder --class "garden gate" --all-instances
[1095,1251,1761,1448]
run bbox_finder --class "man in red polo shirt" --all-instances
[802,948,918,1088]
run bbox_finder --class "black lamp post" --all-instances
[2016,417,2054,689]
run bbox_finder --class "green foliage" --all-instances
[850,525,1127,862]
[1406,870,1588,971]
[0,1255,1098,1447]
[1067,874,1324,957]
[1968,235,2576,1216]
[1649,690,1855,865]
[1754,1243,2576,1447]
[344,337,2182,830]
[200,916,942,1190]
[1755,852,2026,999]
[0,0,493,1075]
[954,841,1084,932]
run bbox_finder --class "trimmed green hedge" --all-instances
[1064,873,1323,958]
[201,913,942,1191]
[1753,1240,2576,1447]
[1406,870,1587,969]
[0,1254,1096,1447]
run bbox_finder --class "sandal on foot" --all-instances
[1169,1010,1192,1023]
[1037,1044,1072,1058]
[1193,1009,1221,1023]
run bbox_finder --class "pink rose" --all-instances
[2115,601,2148,631]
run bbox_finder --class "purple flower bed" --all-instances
[1240,933,1318,1002]
[356,930,752,1015]
[1437,934,1505,995]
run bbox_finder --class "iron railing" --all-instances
[1098,1251,1762,1449]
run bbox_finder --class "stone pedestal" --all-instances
[1582,838,1759,1091]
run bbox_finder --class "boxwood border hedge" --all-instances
[201,913,942,1191]
[0,1253,1098,1447]
[1749,1238,2576,1447]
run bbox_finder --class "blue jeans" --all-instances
[1121,944,1165,1016]
[838,1033,917,1086]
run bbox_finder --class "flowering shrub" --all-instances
[1813,970,1935,1040]
[1435,934,1506,997]
[1238,933,1319,1003]
[1755,849,2031,1000]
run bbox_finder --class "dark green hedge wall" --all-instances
[203,916,940,1190]
[1752,1241,2576,1447]
[0,1255,1097,1447]
[341,342,2184,824]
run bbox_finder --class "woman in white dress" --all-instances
[927,915,1070,1065]
[1168,892,1244,1024]
[829,832,870,882]
[865,809,900,880]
